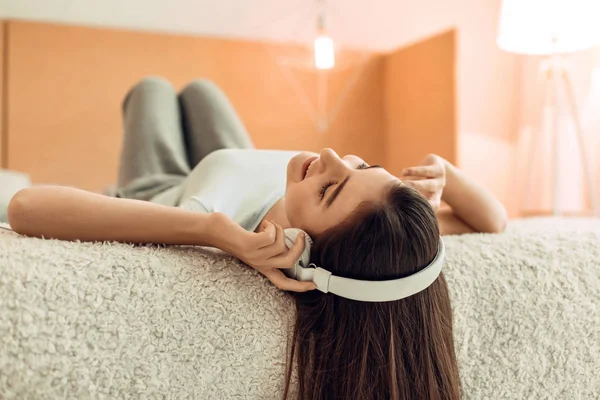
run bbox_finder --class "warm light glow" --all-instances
[593,67,600,90]
[314,35,335,70]
[497,0,600,55]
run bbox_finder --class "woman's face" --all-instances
[285,148,399,236]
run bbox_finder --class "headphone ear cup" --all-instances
[305,233,315,247]
[283,228,313,269]
[301,234,314,267]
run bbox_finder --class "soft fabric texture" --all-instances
[0,218,599,399]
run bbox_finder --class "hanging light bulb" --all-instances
[314,14,335,70]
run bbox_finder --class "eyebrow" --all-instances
[326,176,351,208]
[325,165,383,208]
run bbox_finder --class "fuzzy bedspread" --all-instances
[0,218,599,399]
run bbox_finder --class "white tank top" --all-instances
[152,149,299,232]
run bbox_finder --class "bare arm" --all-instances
[7,185,315,292]
[8,186,222,246]
[402,154,507,235]
[436,205,477,236]
[441,161,507,234]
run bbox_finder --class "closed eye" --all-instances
[320,180,336,200]
[357,163,382,170]
[321,162,383,206]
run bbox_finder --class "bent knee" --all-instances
[180,79,224,100]
[123,76,176,110]
[134,76,175,92]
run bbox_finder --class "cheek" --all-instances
[285,184,312,229]
[285,158,296,185]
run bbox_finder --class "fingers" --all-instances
[274,230,306,269]
[264,221,287,259]
[402,165,442,178]
[256,220,277,248]
[404,179,443,212]
[250,220,309,270]
[272,221,286,251]
[262,225,306,269]
[255,221,302,263]
[405,179,439,192]
[266,269,317,292]
[247,223,316,292]
[401,175,428,181]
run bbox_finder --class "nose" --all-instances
[320,148,339,164]
[319,148,348,171]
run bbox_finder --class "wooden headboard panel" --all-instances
[2,20,455,193]
[384,31,456,174]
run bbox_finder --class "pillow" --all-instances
[0,169,31,223]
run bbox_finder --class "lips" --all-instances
[301,156,318,180]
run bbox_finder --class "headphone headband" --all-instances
[283,229,445,302]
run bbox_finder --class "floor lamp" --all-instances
[497,0,600,216]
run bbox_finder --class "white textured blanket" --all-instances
[0,218,599,399]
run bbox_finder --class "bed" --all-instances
[1,217,599,398]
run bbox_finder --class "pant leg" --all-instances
[116,77,190,201]
[178,80,254,168]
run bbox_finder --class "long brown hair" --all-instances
[283,182,461,400]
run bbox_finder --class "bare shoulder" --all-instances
[436,204,475,236]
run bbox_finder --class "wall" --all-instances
[3,20,459,193]
[2,0,465,52]
[384,31,456,177]
[4,20,384,192]
[4,0,524,217]
[0,21,4,168]
[451,0,600,217]
[7,1,595,218]
[453,0,520,218]
[515,47,600,215]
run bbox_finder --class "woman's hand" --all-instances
[401,154,448,212]
[212,213,316,293]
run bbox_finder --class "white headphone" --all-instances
[283,228,445,302]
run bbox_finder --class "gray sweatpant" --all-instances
[115,77,254,203]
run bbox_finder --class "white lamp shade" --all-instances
[497,0,600,55]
